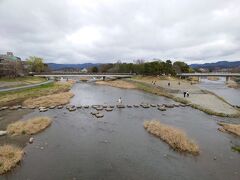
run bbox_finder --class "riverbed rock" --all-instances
[179,104,186,107]
[28,106,36,109]
[83,105,89,108]
[103,105,107,108]
[77,105,82,109]
[0,131,7,136]
[150,104,156,107]
[127,105,132,108]
[133,104,139,108]
[109,105,115,108]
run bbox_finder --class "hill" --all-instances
[47,63,100,71]
[190,61,240,69]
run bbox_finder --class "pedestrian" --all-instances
[168,82,170,86]
[183,91,186,97]
[178,82,180,85]
[118,97,122,104]
[186,91,189,97]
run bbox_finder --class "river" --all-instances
[2,83,240,180]
[198,77,240,106]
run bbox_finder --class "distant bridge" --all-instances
[178,73,240,82]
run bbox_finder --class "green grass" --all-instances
[0,76,45,83]
[0,82,72,106]
[231,146,240,153]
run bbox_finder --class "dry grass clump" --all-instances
[0,145,24,174]
[144,120,199,155]
[23,92,74,107]
[96,80,136,89]
[7,117,52,136]
[218,122,240,136]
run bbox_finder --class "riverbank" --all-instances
[96,76,240,117]
[0,81,73,107]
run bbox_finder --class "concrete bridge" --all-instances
[178,73,240,82]
[34,73,133,81]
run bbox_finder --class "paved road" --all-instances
[0,80,53,93]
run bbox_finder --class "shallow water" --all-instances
[2,83,240,180]
[198,78,240,106]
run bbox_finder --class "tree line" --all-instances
[90,60,192,75]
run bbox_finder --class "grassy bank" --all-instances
[144,120,199,155]
[0,76,46,83]
[0,82,72,106]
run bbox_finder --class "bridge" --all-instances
[178,73,240,82]
[34,73,133,81]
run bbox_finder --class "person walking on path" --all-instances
[183,91,186,97]
[186,91,189,97]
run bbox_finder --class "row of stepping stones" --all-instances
[0,103,190,113]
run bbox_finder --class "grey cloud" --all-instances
[0,0,239,64]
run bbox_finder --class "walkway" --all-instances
[0,80,53,93]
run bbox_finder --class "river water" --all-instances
[198,77,240,106]
[2,83,240,180]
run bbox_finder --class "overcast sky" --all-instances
[0,0,240,64]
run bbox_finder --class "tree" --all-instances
[26,56,45,73]
[91,66,99,73]
[173,61,190,74]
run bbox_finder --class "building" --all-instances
[0,52,24,77]
[81,68,88,73]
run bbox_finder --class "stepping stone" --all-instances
[0,130,7,136]
[0,106,9,111]
[179,104,186,107]
[165,104,174,108]
[117,104,125,108]
[174,104,179,107]
[95,113,104,118]
[28,106,36,109]
[91,111,99,115]
[83,105,89,108]
[158,107,166,111]
[9,105,21,110]
[77,105,82,109]
[22,106,27,109]
[68,107,76,111]
[105,108,113,112]
[127,105,132,108]
[96,107,104,111]
[109,105,115,108]
[103,105,107,108]
[133,105,139,108]
[49,106,56,109]
[39,107,48,112]
[57,105,63,109]
[150,104,156,107]
[141,104,150,108]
